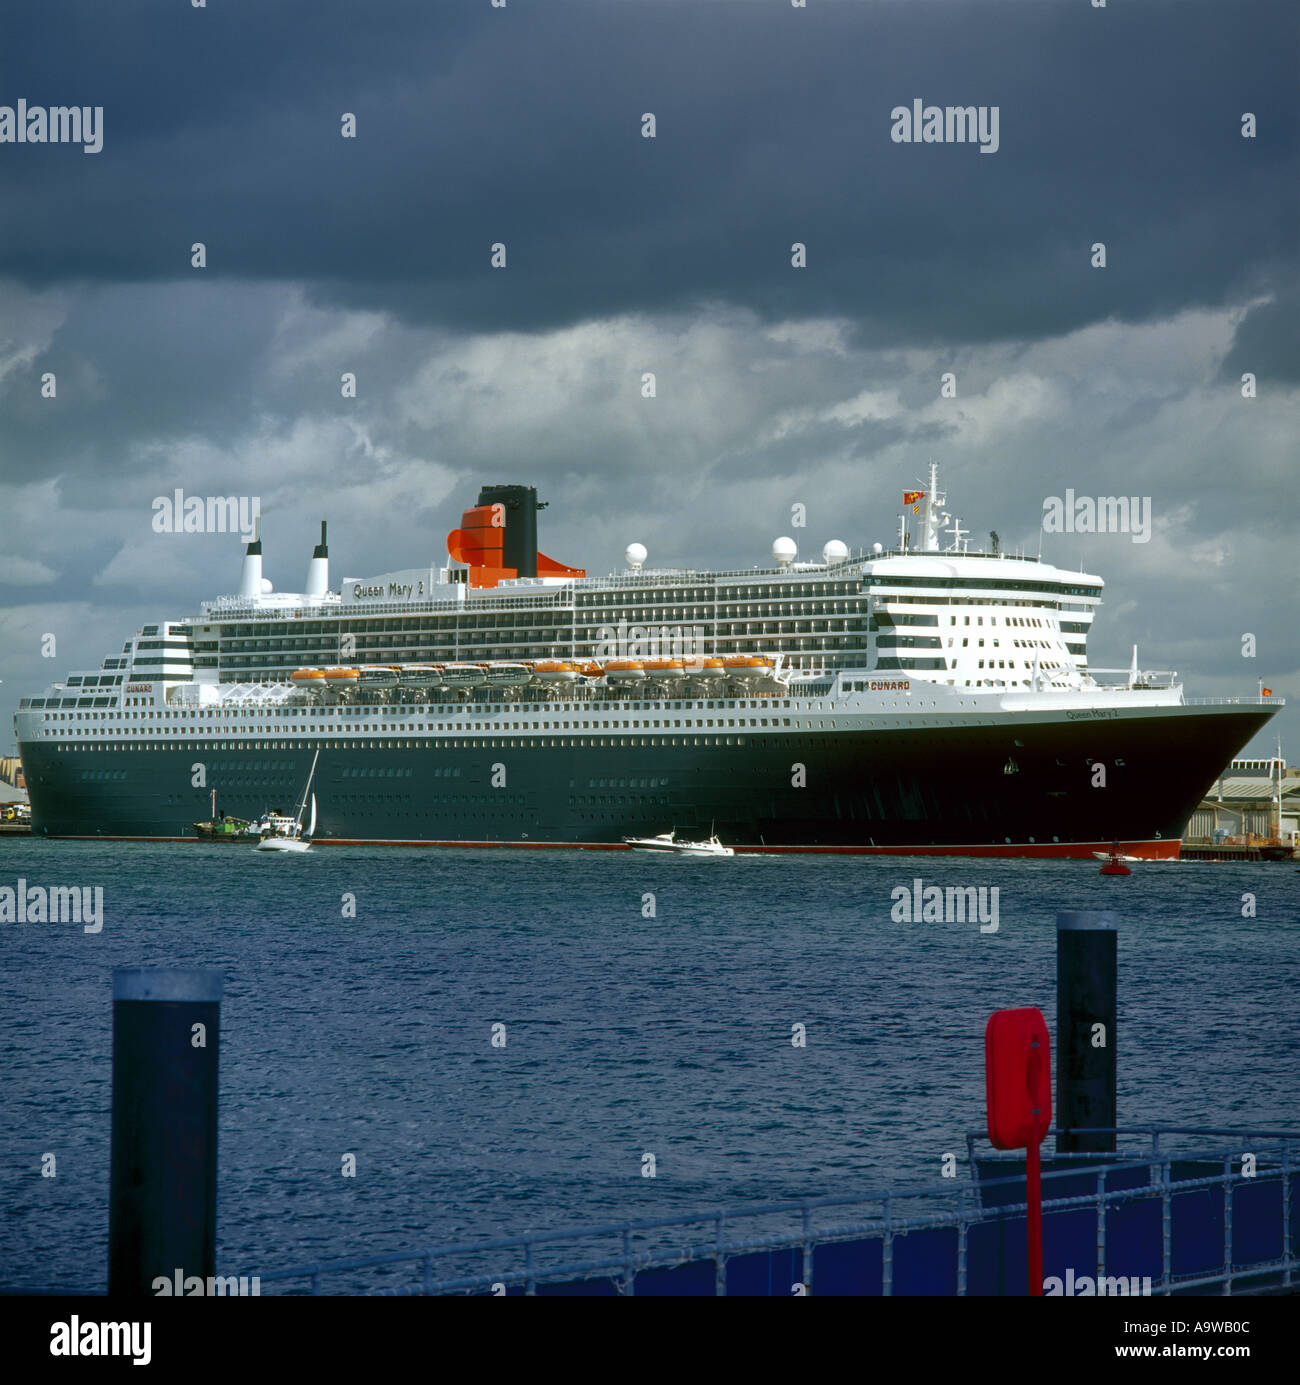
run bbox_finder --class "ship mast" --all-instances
[920,460,947,553]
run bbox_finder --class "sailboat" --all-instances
[255,749,320,853]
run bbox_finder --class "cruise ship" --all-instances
[14,469,1280,856]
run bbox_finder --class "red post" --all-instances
[985,1007,1051,1296]
[1025,1136,1042,1296]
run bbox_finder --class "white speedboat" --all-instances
[623,828,735,857]
[256,750,319,853]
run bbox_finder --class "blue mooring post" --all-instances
[1056,911,1117,1154]
[108,967,223,1297]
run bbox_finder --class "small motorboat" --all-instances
[623,828,735,857]
[256,750,319,853]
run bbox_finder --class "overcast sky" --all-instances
[1,0,1296,755]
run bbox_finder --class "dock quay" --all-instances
[1182,755,1298,860]
[0,768,30,834]
[1180,837,1295,862]
[246,1126,1298,1295]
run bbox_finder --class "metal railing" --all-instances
[1182,696,1284,706]
[244,1127,1298,1296]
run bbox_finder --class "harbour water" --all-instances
[1,842,1296,1291]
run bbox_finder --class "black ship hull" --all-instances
[17,705,1272,858]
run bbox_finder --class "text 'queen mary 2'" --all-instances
[16,468,1280,857]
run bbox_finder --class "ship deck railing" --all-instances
[1181,695,1284,706]
[242,1126,1299,1296]
[196,550,1079,621]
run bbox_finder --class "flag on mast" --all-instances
[903,490,926,514]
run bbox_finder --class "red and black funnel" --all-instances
[447,484,584,588]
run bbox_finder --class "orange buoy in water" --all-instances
[1099,843,1131,876]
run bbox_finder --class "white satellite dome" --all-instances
[625,542,647,570]
[772,536,798,567]
[822,539,849,565]
[260,577,273,593]
[872,542,884,555]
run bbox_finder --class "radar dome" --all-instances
[872,542,884,555]
[822,539,849,565]
[625,542,647,570]
[260,577,273,593]
[772,536,798,566]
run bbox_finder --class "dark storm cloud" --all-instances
[1222,281,1300,382]
[0,1,1295,758]
[2,0,1295,345]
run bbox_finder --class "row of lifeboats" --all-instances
[288,655,777,694]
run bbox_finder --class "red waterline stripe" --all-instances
[731,839,1180,860]
[45,834,1180,859]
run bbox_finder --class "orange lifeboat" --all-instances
[605,660,647,685]
[577,661,605,679]
[644,658,686,681]
[724,655,769,685]
[291,667,326,684]
[690,656,726,681]
[535,660,579,684]
[320,667,360,687]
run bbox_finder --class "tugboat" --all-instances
[623,827,735,857]
[255,750,320,853]
[193,791,259,842]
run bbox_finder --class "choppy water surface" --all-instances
[1,841,1296,1289]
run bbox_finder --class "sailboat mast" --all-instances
[296,748,321,826]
